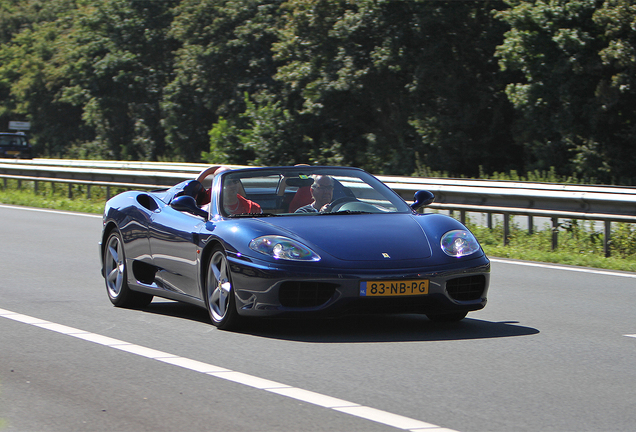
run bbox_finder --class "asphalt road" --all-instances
[0,204,635,432]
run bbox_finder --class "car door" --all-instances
[149,204,206,299]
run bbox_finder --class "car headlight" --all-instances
[440,230,481,257]
[249,236,321,261]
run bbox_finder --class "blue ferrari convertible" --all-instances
[100,165,490,330]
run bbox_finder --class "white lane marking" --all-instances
[334,406,439,430]
[624,334,636,339]
[489,258,636,279]
[0,308,453,432]
[267,387,358,408]
[0,203,101,218]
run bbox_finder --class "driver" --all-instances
[295,175,334,213]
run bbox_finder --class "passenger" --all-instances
[197,166,261,215]
[222,175,262,215]
[294,175,334,213]
[196,165,223,206]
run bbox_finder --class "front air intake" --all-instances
[446,275,486,301]
[279,282,338,308]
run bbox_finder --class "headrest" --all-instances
[285,177,314,187]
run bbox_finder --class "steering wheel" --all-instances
[322,196,358,213]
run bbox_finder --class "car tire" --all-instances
[205,247,239,330]
[103,231,153,308]
[426,311,468,322]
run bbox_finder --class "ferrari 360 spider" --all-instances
[100,165,490,329]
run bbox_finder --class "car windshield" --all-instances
[217,167,411,217]
[0,135,28,147]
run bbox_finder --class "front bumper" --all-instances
[228,254,490,318]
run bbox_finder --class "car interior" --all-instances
[220,173,397,215]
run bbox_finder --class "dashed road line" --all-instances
[0,307,457,432]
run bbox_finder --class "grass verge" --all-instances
[0,180,119,214]
[467,220,636,272]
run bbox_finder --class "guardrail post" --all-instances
[503,213,510,246]
[460,210,466,224]
[87,184,91,199]
[34,180,38,194]
[106,186,111,200]
[528,215,534,235]
[604,221,611,258]
[68,184,73,199]
[551,217,559,251]
[487,213,492,229]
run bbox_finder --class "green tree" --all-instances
[54,0,179,160]
[0,0,89,156]
[0,0,178,159]
[272,0,517,175]
[591,0,636,183]
[0,0,69,44]
[203,91,306,166]
[164,0,282,161]
[496,0,636,183]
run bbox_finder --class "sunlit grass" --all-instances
[467,218,636,272]
[0,179,117,214]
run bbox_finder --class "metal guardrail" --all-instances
[1,158,635,256]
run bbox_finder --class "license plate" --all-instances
[360,279,429,297]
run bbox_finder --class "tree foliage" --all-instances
[164,0,282,161]
[0,0,635,182]
[496,0,636,183]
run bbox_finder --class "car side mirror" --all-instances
[171,195,208,219]
[411,190,435,211]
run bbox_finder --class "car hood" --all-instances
[260,213,432,262]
